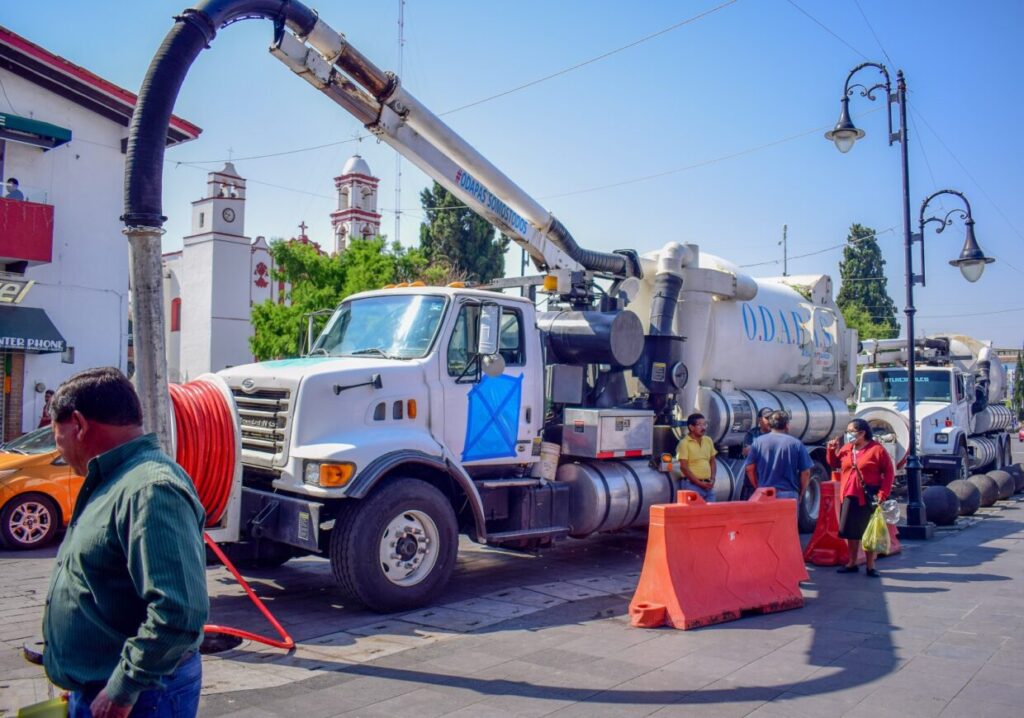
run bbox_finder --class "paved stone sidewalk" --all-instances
[4,496,1023,717]
[192,497,1024,717]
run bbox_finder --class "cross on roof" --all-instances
[298,221,308,235]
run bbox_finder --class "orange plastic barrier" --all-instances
[803,480,901,566]
[629,488,808,630]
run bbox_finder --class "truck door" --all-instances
[438,298,541,468]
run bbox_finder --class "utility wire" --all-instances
[790,0,1023,247]
[739,226,896,268]
[441,0,740,116]
[177,0,740,165]
[853,0,894,67]
[785,0,867,60]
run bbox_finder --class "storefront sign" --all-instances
[0,277,34,304]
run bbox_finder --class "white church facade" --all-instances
[163,155,379,380]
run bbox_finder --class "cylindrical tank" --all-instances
[971,404,1013,435]
[699,386,850,448]
[967,435,999,471]
[939,335,1007,403]
[624,248,855,438]
[538,310,644,368]
[555,459,674,537]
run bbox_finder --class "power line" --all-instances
[176,0,740,165]
[739,226,896,268]
[853,0,894,67]
[785,0,867,60]
[909,106,1024,243]
[441,0,741,116]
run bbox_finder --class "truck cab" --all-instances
[218,286,550,609]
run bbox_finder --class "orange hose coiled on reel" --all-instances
[169,379,295,652]
[169,381,234,526]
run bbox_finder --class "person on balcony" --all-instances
[5,177,24,200]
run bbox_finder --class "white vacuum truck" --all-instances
[857,335,1013,484]
[122,0,855,611]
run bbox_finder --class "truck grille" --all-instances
[231,388,290,458]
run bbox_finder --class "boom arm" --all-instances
[267,15,633,279]
[122,0,636,449]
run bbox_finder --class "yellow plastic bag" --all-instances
[17,697,67,718]
[861,505,891,555]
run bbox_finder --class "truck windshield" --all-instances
[312,294,447,359]
[859,369,952,402]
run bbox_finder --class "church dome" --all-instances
[341,154,372,177]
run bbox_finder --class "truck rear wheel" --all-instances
[798,460,827,534]
[330,478,458,613]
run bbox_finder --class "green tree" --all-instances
[836,223,899,339]
[1012,349,1024,419]
[419,182,509,283]
[841,304,898,343]
[250,237,444,360]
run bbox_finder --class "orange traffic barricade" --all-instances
[803,477,901,566]
[629,488,808,630]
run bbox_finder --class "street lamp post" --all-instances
[826,64,994,540]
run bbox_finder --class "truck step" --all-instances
[477,478,545,489]
[486,527,570,543]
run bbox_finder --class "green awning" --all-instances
[0,306,67,353]
[0,112,71,150]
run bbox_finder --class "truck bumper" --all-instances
[240,487,323,552]
[921,454,962,475]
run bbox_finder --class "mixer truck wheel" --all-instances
[798,461,828,534]
[330,479,458,613]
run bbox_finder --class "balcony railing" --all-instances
[0,195,54,266]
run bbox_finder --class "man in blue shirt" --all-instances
[743,410,812,499]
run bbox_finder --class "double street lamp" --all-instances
[826,63,994,540]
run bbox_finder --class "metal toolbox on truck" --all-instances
[561,408,654,459]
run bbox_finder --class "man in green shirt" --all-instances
[43,367,207,717]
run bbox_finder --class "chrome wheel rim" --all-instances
[8,500,52,546]
[378,510,439,587]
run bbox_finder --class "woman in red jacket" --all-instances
[826,418,895,578]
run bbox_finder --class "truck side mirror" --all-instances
[477,303,501,357]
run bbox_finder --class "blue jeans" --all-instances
[678,479,716,502]
[68,651,201,717]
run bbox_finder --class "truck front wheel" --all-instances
[330,478,458,612]
[941,443,970,485]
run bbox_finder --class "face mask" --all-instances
[845,432,857,444]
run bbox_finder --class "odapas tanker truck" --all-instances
[856,334,1014,484]
[122,1,856,612]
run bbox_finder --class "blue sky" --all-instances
[4,1,1023,345]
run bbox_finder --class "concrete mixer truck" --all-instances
[856,335,1014,484]
[121,0,856,612]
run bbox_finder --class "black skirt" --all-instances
[838,496,875,540]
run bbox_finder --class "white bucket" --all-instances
[531,441,561,481]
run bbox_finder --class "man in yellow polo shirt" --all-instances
[677,412,718,501]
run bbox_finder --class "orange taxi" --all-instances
[0,426,83,550]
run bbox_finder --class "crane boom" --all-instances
[268,17,633,279]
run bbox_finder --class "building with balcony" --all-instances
[0,25,200,438]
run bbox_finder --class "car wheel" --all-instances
[1,494,60,549]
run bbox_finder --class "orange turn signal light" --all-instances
[407,399,417,419]
[319,462,356,487]
[543,275,559,292]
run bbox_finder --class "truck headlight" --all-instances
[934,433,949,444]
[304,461,356,487]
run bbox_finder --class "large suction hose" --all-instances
[123,1,318,451]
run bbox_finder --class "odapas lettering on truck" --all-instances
[126,1,857,613]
